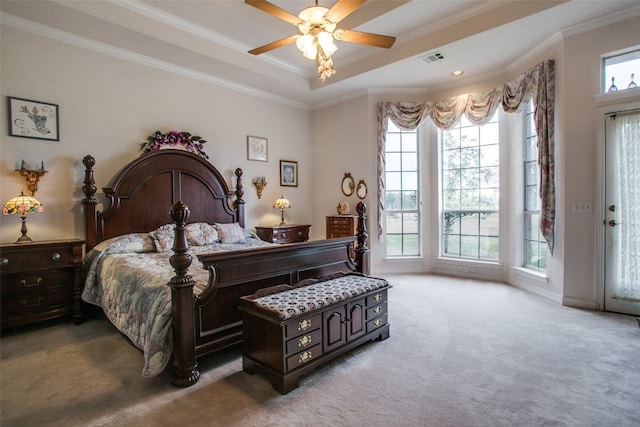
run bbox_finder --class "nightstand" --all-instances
[0,239,85,328]
[255,225,311,244]
[326,215,358,239]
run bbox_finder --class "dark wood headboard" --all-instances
[82,150,244,250]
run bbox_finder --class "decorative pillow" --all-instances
[186,222,219,246]
[215,222,246,244]
[100,233,156,254]
[149,224,175,252]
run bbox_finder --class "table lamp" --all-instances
[2,191,44,243]
[273,195,291,226]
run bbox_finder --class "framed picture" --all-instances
[247,135,268,161]
[8,97,59,141]
[280,160,298,187]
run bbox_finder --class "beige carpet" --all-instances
[2,274,639,427]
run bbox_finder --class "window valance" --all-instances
[377,59,556,254]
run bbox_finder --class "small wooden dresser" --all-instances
[326,215,358,239]
[255,224,311,244]
[0,239,85,328]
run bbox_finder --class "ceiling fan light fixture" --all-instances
[296,34,317,59]
[317,31,337,56]
[298,6,329,25]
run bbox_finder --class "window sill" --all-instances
[510,266,548,286]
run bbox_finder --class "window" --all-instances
[385,120,420,256]
[440,113,499,260]
[524,102,547,270]
[603,48,640,93]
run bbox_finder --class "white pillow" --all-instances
[215,222,246,244]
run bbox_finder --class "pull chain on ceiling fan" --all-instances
[245,0,396,81]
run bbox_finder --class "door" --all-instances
[604,109,640,316]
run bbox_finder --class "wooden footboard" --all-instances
[166,202,370,387]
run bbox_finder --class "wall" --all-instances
[560,16,640,308]
[0,25,312,243]
[310,14,640,308]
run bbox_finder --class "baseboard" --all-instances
[562,296,598,310]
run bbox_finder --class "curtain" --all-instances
[613,110,640,302]
[377,59,556,254]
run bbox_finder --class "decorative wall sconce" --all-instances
[16,160,47,196]
[253,176,267,199]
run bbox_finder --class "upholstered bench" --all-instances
[239,272,391,394]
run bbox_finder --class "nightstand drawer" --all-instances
[1,287,73,317]
[0,242,78,274]
[1,269,74,296]
[255,225,310,244]
[276,227,309,243]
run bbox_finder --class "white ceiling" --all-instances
[2,0,640,109]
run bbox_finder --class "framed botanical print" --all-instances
[8,97,59,141]
[247,135,268,161]
[280,160,298,187]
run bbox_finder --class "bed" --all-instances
[80,150,369,387]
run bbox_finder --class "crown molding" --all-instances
[1,12,310,110]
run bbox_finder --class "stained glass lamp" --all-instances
[2,192,44,243]
[273,195,291,226]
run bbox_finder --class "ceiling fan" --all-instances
[245,0,396,81]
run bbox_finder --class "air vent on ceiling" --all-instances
[419,51,446,64]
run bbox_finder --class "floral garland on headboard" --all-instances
[140,130,209,160]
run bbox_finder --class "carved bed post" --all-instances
[82,155,99,250]
[355,202,370,275]
[234,168,245,228]
[168,201,200,387]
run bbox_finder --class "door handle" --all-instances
[608,220,620,227]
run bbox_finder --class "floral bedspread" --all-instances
[82,231,271,377]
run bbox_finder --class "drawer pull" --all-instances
[51,252,61,261]
[373,293,382,303]
[22,297,43,308]
[1,258,8,266]
[298,350,313,364]
[21,278,43,288]
[298,319,312,331]
[298,335,312,348]
[373,318,383,328]
[373,306,382,315]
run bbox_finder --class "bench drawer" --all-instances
[286,343,321,371]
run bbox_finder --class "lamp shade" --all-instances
[3,192,44,215]
[273,195,291,226]
[3,191,44,243]
[273,196,291,210]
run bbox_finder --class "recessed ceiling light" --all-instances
[451,70,463,77]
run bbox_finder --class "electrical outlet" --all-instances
[470,267,479,273]
[572,201,592,214]
[460,267,468,272]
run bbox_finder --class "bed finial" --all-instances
[355,202,370,274]
[82,155,99,250]
[234,168,245,227]
[234,168,244,202]
[168,201,200,387]
[82,155,97,203]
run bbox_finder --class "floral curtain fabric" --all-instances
[377,59,556,254]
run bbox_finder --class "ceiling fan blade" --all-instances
[325,0,366,23]
[334,29,396,48]
[245,0,301,25]
[248,35,299,55]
